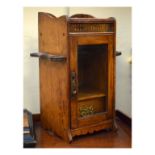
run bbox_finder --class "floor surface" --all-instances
[34,117,131,148]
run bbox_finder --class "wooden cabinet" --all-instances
[31,12,116,142]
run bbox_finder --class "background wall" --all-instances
[24,7,132,117]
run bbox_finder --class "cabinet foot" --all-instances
[67,130,73,143]
[113,120,118,132]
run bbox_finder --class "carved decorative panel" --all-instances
[69,23,114,32]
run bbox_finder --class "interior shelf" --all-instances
[78,88,106,101]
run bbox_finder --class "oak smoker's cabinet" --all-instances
[31,12,117,142]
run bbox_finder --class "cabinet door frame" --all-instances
[69,34,115,129]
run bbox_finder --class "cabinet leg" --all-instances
[113,120,118,132]
[67,130,73,143]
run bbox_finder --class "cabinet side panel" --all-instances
[39,13,68,56]
[38,12,70,141]
[107,35,115,119]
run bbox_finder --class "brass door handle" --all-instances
[71,72,77,97]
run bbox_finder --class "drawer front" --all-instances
[77,97,109,127]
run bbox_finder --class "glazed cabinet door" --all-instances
[70,35,115,129]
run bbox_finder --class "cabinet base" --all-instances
[71,119,113,139]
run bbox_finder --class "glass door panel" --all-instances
[77,44,108,117]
